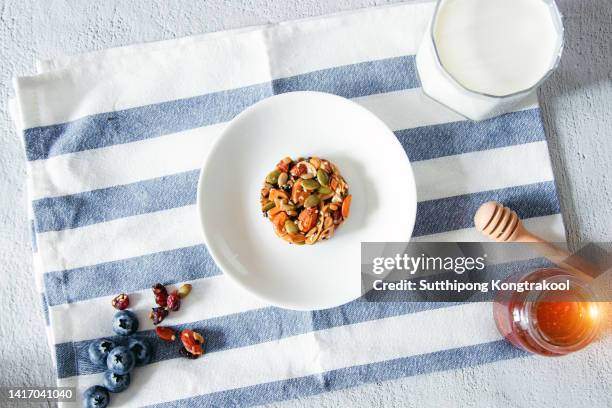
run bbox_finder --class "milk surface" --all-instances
[433,0,560,96]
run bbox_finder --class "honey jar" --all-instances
[493,268,601,356]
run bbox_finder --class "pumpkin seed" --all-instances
[277,172,288,186]
[317,169,329,186]
[284,220,299,234]
[302,179,320,191]
[280,202,296,212]
[177,284,192,298]
[304,194,320,208]
[266,169,280,184]
[318,185,332,195]
[262,201,275,212]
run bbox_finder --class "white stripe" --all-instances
[15,2,435,128]
[27,124,224,200]
[35,150,557,274]
[264,2,432,78]
[26,89,538,200]
[272,335,612,408]
[413,214,567,243]
[58,302,501,407]
[14,30,270,128]
[413,141,554,202]
[37,205,201,272]
[49,275,266,344]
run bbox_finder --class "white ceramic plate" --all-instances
[197,91,417,311]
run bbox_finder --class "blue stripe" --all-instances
[397,108,546,162]
[413,181,561,237]
[41,292,50,326]
[146,340,528,408]
[43,245,220,306]
[24,84,270,162]
[54,257,550,378]
[33,171,199,233]
[31,219,38,252]
[41,182,559,306]
[56,302,446,378]
[24,55,418,161]
[33,110,549,233]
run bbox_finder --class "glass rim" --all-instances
[429,0,565,99]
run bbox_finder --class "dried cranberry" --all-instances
[332,210,343,225]
[149,307,168,325]
[155,293,167,307]
[111,293,130,310]
[167,291,181,311]
[152,283,168,296]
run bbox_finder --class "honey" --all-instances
[493,268,600,356]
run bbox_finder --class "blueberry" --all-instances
[112,310,139,336]
[106,346,135,375]
[88,338,117,367]
[103,370,131,393]
[82,385,110,408]
[127,337,152,366]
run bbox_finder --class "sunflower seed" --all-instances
[277,172,288,186]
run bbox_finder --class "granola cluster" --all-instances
[260,156,351,245]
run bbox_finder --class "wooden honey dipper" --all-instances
[474,201,597,280]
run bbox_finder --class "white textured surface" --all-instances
[0,0,610,407]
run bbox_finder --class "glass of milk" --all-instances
[416,0,564,121]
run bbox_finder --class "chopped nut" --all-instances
[155,326,177,342]
[180,329,205,356]
[111,293,130,310]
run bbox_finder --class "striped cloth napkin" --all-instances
[12,1,566,406]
